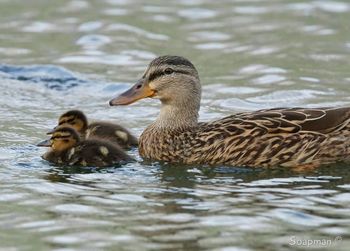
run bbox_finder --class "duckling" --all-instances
[48,110,138,149]
[109,55,350,168]
[38,126,132,167]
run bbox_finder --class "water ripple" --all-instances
[1,0,350,250]
[106,23,169,41]
[22,22,56,33]
[58,54,141,66]
[178,8,217,20]
[268,208,334,227]
[76,34,111,48]
[78,21,104,32]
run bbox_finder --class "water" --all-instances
[0,0,350,250]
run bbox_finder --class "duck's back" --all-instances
[139,107,350,167]
[86,122,138,149]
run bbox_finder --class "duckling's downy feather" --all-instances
[86,121,138,148]
[41,127,132,167]
[53,110,138,149]
[65,139,132,166]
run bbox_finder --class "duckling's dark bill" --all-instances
[46,127,56,135]
[109,80,155,106]
[37,139,52,147]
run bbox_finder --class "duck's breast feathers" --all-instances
[219,107,350,135]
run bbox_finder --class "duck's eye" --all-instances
[63,139,69,143]
[164,68,174,75]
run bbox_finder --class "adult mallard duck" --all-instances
[48,110,138,149]
[38,126,132,167]
[109,55,350,168]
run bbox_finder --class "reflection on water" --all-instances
[0,0,350,250]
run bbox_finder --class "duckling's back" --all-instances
[67,139,133,167]
[86,122,138,149]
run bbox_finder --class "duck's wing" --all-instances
[219,107,350,135]
[192,107,350,166]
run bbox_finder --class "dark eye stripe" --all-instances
[148,69,189,82]
[52,135,71,140]
[148,70,164,82]
[58,118,74,125]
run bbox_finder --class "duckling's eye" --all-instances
[63,139,69,143]
[164,68,174,75]
[67,118,75,123]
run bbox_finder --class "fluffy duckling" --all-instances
[38,126,132,167]
[48,110,138,149]
[109,55,350,168]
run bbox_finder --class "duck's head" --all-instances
[38,127,80,152]
[109,55,201,107]
[48,110,88,134]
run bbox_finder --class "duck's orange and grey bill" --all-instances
[37,139,51,147]
[109,80,155,106]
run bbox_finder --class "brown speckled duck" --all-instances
[109,55,350,168]
[48,110,138,149]
[38,126,132,167]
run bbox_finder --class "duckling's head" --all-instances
[38,127,80,152]
[109,55,201,108]
[48,110,88,134]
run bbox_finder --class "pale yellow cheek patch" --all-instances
[86,127,97,139]
[56,132,71,138]
[68,148,75,159]
[99,146,109,156]
[115,130,128,142]
[80,160,87,166]
[85,129,91,138]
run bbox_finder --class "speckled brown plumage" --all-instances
[39,127,132,167]
[51,110,138,149]
[110,55,350,168]
[139,107,350,167]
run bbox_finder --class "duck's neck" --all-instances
[153,98,200,130]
